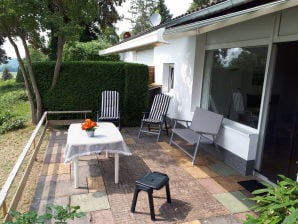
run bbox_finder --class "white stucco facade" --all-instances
[101,1,298,176]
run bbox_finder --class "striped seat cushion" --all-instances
[99,91,119,119]
[147,94,171,122]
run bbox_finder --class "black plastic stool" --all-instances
[131,172,171,220]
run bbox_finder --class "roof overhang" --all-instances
[100,0,297,55]
[164,0,296,38]
[99,28,168,55]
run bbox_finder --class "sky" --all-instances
[3,0,192,58]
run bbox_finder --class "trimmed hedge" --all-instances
[32,61,148,126]
[124,63,148,126]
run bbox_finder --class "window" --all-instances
[168,65,174,91]
[201,46,268,128]
[163,63,174,92]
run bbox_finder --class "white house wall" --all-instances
[199,8,298,162]
[117,6,298,167]
[206,14,274,47]
[120,51,136,63]
[276,7,298,41]
[136,49,154,66]
[154,36,197,120]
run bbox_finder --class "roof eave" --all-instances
[164,0,295,38]
[99,28,168,55]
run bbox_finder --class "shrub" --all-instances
[5,205,85,224]
[124,63,149,126]
[2,67,13,80]
[245,175,298,224]
[33,61,148,125]
[0,111,25,134]
[63,40,120,61]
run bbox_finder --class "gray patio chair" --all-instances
[138,93,171,142]
[170,107,223,165]
[97,90,120,129]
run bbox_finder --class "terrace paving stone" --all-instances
[67,213,92,224]
[43,152,65,164]
[212,176,245,192]
[181,220,201,224]
[29,126,259,223]
[213,191,255,213]
[197,178,228,194]
[30,195,69,215]
[70,192,110,212]
[91,210,115,224]
[233,211,257,222]
[125,137,136,145]
[87,176,106,192]
[33,176,88,201]
[207,162,240,176]
[184,165,219,179]
[41,163,70,176]
[200,214,242,223]
[45,143,66,155]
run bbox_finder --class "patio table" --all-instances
[64,122,131,188]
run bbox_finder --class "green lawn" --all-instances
[0,79,31,133]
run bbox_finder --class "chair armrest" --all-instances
[172,118,191,128]
[195,131,216,136]
[141,111,149,119]
[172,118,191,123]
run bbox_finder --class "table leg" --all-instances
[74,158,79,188]
[115,153,119,184]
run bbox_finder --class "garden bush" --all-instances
[33,61,148,125]
[63,41,119,61]
[0,112,25,134]
[5,205,85,224]
[245,175,298,224]
[2,68,13,80]
[0,80,28,134]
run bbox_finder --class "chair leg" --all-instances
[192,136,201,165]
[156,123,163,142]
[164,120,169,135]
[131,188,141,213]
[165,182,171,203]
[138,122,144,139]
[147,190,155,220]
[118,119,121,131]
[169,131,175,145]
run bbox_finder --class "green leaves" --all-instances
[5,205,85,224]
[46,205,85,223]
[245,175,298,224]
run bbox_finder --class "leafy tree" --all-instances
[154,0,172,23]
[2,67,13,80]
[0,0,125,123]
[188,0,209,11]
[28,46,48,62]
[0,36,10,65]
[63,40,119,61]
[43,0,125,89]
[128,0,157,34]
[0,0,44,124]
[127,0,172,35]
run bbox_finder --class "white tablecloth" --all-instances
[64,122,131,163]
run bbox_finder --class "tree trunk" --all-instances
[7,36,37,124]
[50,35,64,89]
[20,36,43,123]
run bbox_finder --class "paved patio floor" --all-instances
[30,126,258,223]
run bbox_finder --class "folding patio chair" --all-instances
[170,107,223,165]
[97,90,120,129]
[138,93,171,142]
